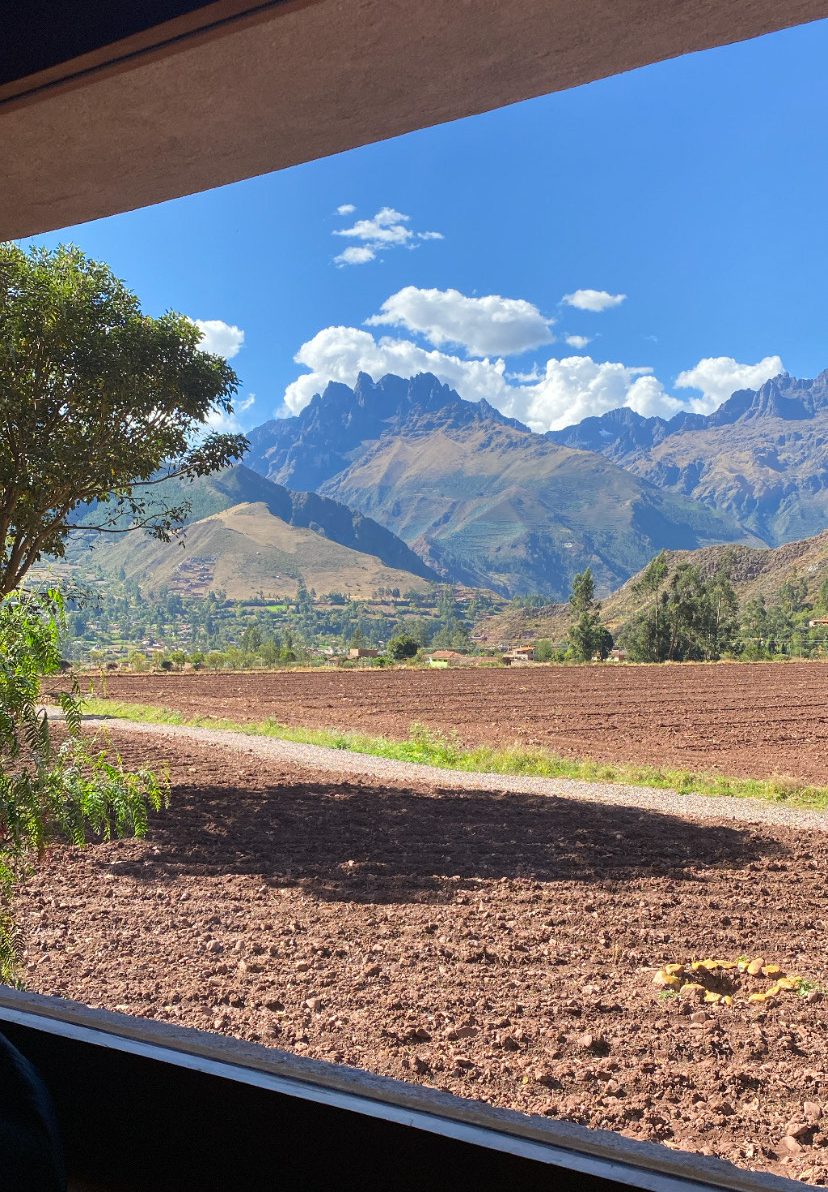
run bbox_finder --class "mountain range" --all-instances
[72,366,828,604]
[245,372,756,598]
[549,370,828,546]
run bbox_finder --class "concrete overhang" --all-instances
[3,0,828,240]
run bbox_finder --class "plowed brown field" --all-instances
[94,662,828,784]
[18,730,828,1183]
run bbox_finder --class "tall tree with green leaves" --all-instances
[567,568,612,662]
[431,584,471,650]
[739,596,765,657]
[819,574,828,614]
[623,556,737,662]
[704,560,739,657]
[0,243,245,980]
[0,243,246,595]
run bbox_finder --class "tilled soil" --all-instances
[17,729,828,1183]
[92,662,828,784]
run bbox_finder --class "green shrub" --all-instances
[386,633,419,660]
[0,591,167,983]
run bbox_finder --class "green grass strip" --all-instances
[81,697,828,812]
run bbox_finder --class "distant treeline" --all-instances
[532,552,828,663]
[57,571,497,667]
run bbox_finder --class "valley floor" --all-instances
[87,661,828,785]
[18,724,828,1184]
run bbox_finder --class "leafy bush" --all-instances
[386,633,419,660]
[533,639,556,662]
[0,590,167,982]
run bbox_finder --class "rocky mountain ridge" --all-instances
[244,373,757,598]
[548,371,828,545]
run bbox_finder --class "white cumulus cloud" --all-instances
[281,325,687,430]
[366,286,554,357]
[335,207,412,246]
[333,245,377,267]
[332,206,443,266]
[502,357,682,431]
[281,288,782,433]
[675,354,784,413]
[336,203,356,215]
[192,318,245,359]
[562,289,627,313]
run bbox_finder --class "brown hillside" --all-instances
[96,501,432,599]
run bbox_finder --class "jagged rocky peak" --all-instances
[550,370,828,451]
[245,371,530,490]
[725,371,828,422]
[544,369,828,548]
[334,371,521,430]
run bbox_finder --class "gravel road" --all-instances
[79,714,828,834]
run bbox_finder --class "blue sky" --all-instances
[22,18,828,434]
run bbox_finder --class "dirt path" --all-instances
[86,663,828,785]
[19,724,828,1184]
[79,715,828,833]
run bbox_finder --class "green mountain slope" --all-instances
[318,416,759,599]
[88,500,433,599]
[141,464,438,580]
[603,532,828,627]
[65,464,438,598]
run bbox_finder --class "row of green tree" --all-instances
[59,572,485,665]
[551,554,828,664]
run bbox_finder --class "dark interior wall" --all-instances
[1,1021,630,1192]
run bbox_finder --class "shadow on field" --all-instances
[99,778,781,904]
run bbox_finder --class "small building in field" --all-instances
[427,650,465,665]
[348,647,379,659]
[502,644,535,664]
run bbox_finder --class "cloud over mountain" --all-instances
[503,358,683,430]
[366,286,554,357]
[283,325,511,415]
[282,286,782,432]
[675,355,785,412]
